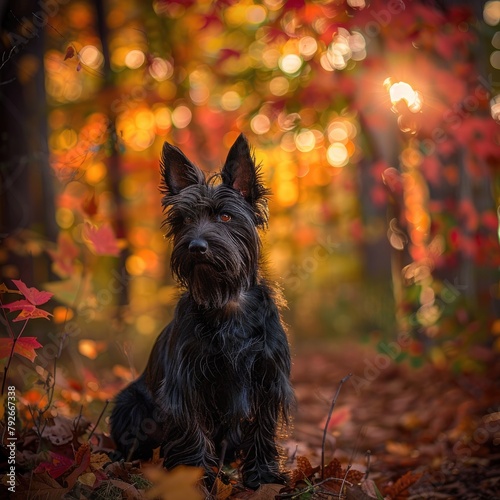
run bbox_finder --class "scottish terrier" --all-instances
[110,134,294,488]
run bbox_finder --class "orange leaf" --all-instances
[345,468,364,485]
[144,465,203,500]
[0,337,42,362]
[291,456,320,485]
[214,477,232,500]
[384,471,423,499]
[323,458,342,479]
[1,299,52,322]
[297,456,317,476]
[65,444,92,489]
[13,307,52,322]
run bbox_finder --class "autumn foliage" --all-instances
[1,0,500,498]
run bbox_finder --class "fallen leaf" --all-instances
[34,451,74,479]
[65,443,91,488]
[144,465,204,500]
[291,455,319,485]
[14,471,69,499]
[90,452,111,472]
[0,337,42,362]
[248,483,283,499]
[384,471,422,499]
[214,477,232,500]
[323,458,342,480]
[78,472,97,487]
[324,405,352,431]
[385,441,413,457]
[110,479,144,499]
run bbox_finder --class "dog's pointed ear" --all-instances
[160,142,205,196]
[221,133,269,226]
[221,134,262,201]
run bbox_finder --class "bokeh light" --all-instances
[484,1,500,25]
[327,143,349,167]
[279,54,302,74]
[79,45,104,70]
[389,81,422,111]
[251,114,271,134]
[125,50,145,69]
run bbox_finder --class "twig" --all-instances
[88,400,109,442]
[1,319,29,395]
[340,463,351,495]
[277,476,355,498]
[209,438,228,497]
[73,405,84,434]
[0,45,18,71]
[320,373,352,479]
[364,450,371,480]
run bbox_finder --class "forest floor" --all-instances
[287,341,500,499]
[3,341,500,499]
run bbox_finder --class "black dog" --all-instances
[110,134,294,488]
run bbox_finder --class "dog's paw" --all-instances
[242,467,288,490]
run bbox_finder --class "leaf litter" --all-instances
[1,342,500,498]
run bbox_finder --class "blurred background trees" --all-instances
[1,0,500,393]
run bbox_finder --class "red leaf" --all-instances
[324,405,352,431]
[35,452,74,479]
[65,444,91,489]
[1,299,33,312]
[82,192,99,218]
[82,222,121,256]
[12,279,53,306]
[0,337,43,362]
[48,233,80,278]
[64,46,75,60]
[382,168,404,200]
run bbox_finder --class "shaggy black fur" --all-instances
[110,134,294,489]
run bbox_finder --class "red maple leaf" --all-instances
[0,337,43,362]
[1,280,53,322]
[12,279,53,306]
[82,222,121,256]
[34,452,74,479]
[1,302,52,321]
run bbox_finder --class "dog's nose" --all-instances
[189,239,208,254]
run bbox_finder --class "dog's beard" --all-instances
[188,266,245,309]
[171,249,253,309]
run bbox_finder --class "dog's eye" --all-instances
[219,214,231,223]
[184,216,194,224]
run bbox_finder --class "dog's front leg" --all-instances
[239,405,288,489]
[162,422,218,483]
